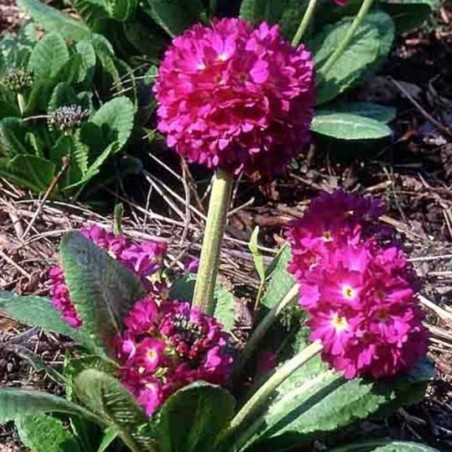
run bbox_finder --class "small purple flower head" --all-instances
[116,297,233,416]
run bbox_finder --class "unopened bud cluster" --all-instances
[0,69,32,93]
[48,105,90,132]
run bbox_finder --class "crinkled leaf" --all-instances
[16,413,82,452]
[0,388,96,424]
[261,246,296,311]
[322,102,396,123]
[239,0,286,24]
[155,382,235,452]
[17,0,91,41]
[331,440,440,452]
[314,12,395,105]
[108,0,138,21]
[48,83,79,113]
[380,0,438,33]
[243,356,434,451]
[143,0,205,37]
[28,33,70,80]
[60,231,146,357]
[0,154,56,193]
[169,273,236,332]
[311,112,392,140]
[0,117,29,156]
[90,96,135,150]
[0,292,98,352]
[75,39,96,83]
[74,369,155,451]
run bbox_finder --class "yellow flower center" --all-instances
[341,284,356,300]
[147,349,157,361]
[322,231,332,242]
[331,313,348,332]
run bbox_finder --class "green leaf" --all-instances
[70,0,110,26]
[48,83,79,113]
[16,414,82,452]
[380,0,438,33]
[143,0,205,37]
[74,369,155,451]
[279,0,309,39]
[28,33,70,80]
[169,274,235,332]
[156,382,235,452]
[60,231,146,356]
[243,357,434,451]
[0,155,56,193]
[53,54,84,85]
[323,102,396,123]
[97,428,119,452]
[24,79,55,115]
[261,246,296,310]
[372,442,440,452]
[330,440,440,452]
[239,0,286,24]
[0,101,20,120]
[49,135,87,188]
[311,112,392,140]
[315,11,395,105]
[0,388,96,424]
[214,284,236,332]
[0,117,29,156]
[0,292,98,351]
[90,96,135,150]
[249,226,265,283]
[17,0,91,41]
[75,39,97,83]
[108,0,138,21]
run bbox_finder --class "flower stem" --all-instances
[319,0,376,76]
[193,169,233,314]
[17,93,26,116]
[228,341,323,437]
[292,0,320,47]
[233,283,300,378]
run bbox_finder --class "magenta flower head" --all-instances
[306,241,428,379]
[286,190,428,379]
[48,225,167,328]
[286,190,385,282]
[117,296,233,416]
[154,18,315,177]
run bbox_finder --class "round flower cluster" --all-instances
[154,18,315,177]
[287,190,428,379]
[49,225,167,328]
[116,296,233,416]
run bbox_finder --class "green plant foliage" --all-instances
[314,11,395,105]
[143,0,206,37]
[74,369,156,451]
[261,246,296,311]
[17,0,92,41]
[0,292,97,351]
[241,348,433,451]
[311,112,392,140]
[0,388,97,424]
[330,440,440,451]
[16,414,82,452]
[0,24,137,198]
[155,382,235,452]
[169,273,236,332]
[379,0,439,33]
[60,231,146,356]
[239,0,287,24]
